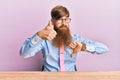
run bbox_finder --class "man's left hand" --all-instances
[68,41,83,57]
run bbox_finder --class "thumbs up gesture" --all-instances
[37,20,57,40]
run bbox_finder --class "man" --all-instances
[20,5,109,71]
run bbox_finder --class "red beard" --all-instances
[52,24,72,47]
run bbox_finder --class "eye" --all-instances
[66,18,71,22]
[57,19,62,22]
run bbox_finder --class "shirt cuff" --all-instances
[31,34,44,45]
[86,45,95,52]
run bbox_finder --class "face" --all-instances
[52,16,72,47]
[52,16,71,30]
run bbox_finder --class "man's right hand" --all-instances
[37,20,57,40]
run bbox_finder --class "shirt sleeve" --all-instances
[72,34,109,54]
[20,33,45,58]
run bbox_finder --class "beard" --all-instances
[52,24,72,48]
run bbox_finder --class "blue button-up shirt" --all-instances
[20,34,108,71]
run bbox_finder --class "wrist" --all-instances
[37,31,43,38]
[81,43,86,51]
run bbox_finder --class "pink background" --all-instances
[0,0,120,71]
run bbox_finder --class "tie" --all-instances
[60,45,65,71]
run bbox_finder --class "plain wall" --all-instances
[0,0,120,71]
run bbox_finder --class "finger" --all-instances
[69,44,76,49]
[49,31,57,38]
[50,33,56,38]
[52,30,57,35]
[71,41,77,47]
[68,43,73,49]
[48,34,55,40]
[69,42,77,49]
[71,42,76,48]
[46,36,52,40]
[44,33,52,40]
[73,41,77,45]
[51,30,57,36]
[76,42,82,47]
[47,30,57,40]
[73,45,81,53]
[46,36,50,40]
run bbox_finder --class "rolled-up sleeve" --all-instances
[20,34,44,58]
[72,34,109,54]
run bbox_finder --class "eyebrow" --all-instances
[61,16,69,19]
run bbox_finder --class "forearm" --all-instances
[20,34,44,58]
[72,34,109,54]
[82,41,109,54]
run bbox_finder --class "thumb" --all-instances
[45,20,53,30]
[70,52,75,57]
